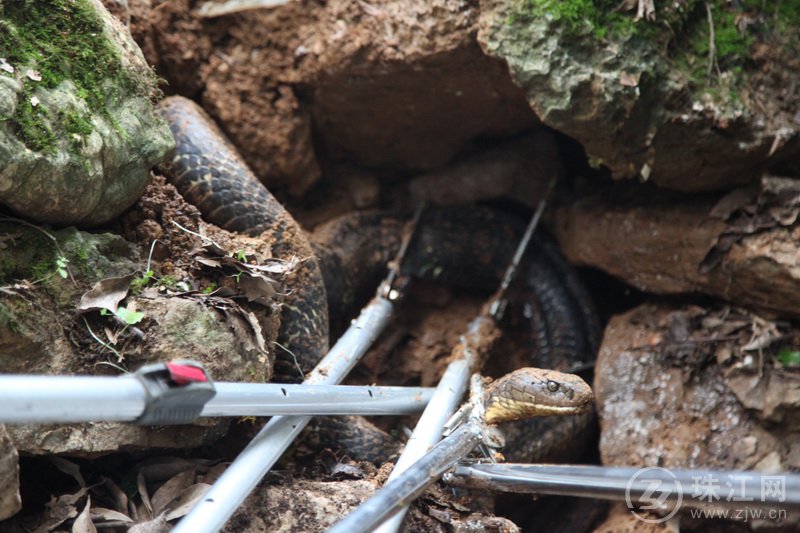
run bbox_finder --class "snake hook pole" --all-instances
[354,185,557,533]
[173,206,425,533]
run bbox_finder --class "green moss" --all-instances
[0,0,157,153]
[514,0,689,42]
[0,302,21,333]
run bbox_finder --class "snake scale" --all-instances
[157,96,600,463]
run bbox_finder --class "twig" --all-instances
[705,2,721,82]
[145,239,159,274]
[194,0,289,18]
[0,215,78,287]
[83,316,125,363]
[273,341,305,380]
[170,220,224,249]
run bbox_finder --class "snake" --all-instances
[157,96,600,463]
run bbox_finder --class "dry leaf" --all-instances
[619,71,640,87]
[0,57,14,73]
[89,506,134,524]
[163,484,211,521]
[101,476,130,515]
[49,457,86,488]
[127,513,169,533]
[72,497,97,533]
[151,469,196,516]
[137,470,152,518]
[78,274,135,313]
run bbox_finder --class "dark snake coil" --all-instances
[158,96,600,463]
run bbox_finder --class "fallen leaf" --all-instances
[127,513,169,533]
[89,506,134,524]
[619,71,639,87]
[0,57,14,73]
[164,484,211,521]
[151,468,196,516]
[49,456,86,488]
[238,273,277,305]
[25,68,42,81]
[101,476,130,515]
[137,470,153,518]
[72,497,97,533]
[78,274,135,313]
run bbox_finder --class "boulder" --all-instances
[129,0,537,196]
[478,0,800,192]
[0,0,173,226]
[554,178,800,318]
[596,302,800,468]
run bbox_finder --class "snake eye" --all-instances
[546,380,560,392]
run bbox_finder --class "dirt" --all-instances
[124,0,536,200]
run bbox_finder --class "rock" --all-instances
[409,130,562,207]
[595,303,800,471]
[0,0,174,226]
[0,425,20,520]
[224,479,378,532]
[308,0,537,172]
[223,477,514,532]
[553,180,800,318]
[6,421,228,457]
[131,0,536,196]
[0,219,280,455]
[593,503,674,533]
[478,0,800,192]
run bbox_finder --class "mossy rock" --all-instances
[0,222,139,306]
[479,0,800,192]
[0,0,174,225]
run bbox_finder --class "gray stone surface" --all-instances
[0,0,173,226]
[0,425,20,521]
[478,0,800,192]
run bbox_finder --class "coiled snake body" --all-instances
[158,96,600,462]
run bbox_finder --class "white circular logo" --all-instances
[625,467,683,523]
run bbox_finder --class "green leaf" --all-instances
[235,250,247,262]
[114,306,144,325]
[777,349,800,367]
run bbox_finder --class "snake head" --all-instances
[482,368,594,425]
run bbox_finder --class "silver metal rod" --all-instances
[489,177,556,319]
[0,376,434,422]
[173,296,395,533]
[445,464,800,510]
[327,422,484,533]
[0,376,146,423]
[204,383,433,417]
[373,359,470,533]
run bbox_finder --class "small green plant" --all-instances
[777,349,800,367]
[114,306,144,326]
[100,306,144,325]
[235,250,248,262]
[55,255,69,278]
[130,269,154,294]
[202,282,218,294]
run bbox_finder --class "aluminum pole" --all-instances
[0,376,434,422]
[445,464,800,510]
[173,295,394,533]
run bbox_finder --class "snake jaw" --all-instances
[482,368,594,425]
